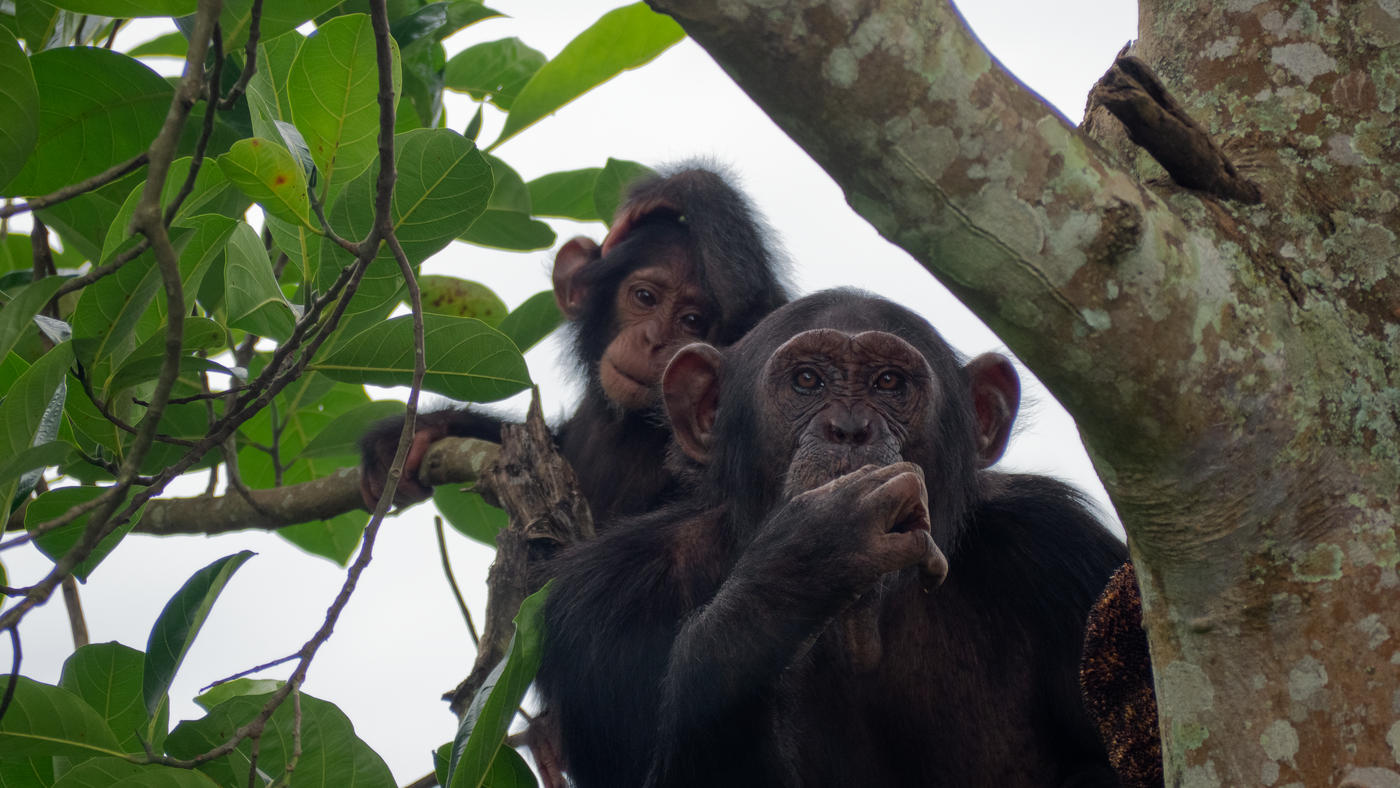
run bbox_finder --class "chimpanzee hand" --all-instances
[358,419,440,512]
[751,463,948,600]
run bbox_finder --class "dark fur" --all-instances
[536,290,1128,788]
[359,165,790,521]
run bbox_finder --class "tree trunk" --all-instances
[647,0,1400,782]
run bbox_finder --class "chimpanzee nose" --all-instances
[822,409,873,445]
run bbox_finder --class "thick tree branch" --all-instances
[1088,56,1261,204]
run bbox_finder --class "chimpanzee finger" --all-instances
[856,465,929,535]
[873,529,946,579]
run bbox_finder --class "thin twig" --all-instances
[201,653,299,693]
[246,734,261,788]
[0,154,149,219]
[76,369,197,447]
[52,236,153,300]
[60,575,91,649]
[435,517,480,647]
[402,774,440,788]
[103,19,125,49]
[220,0,263,110]
[0,628,20,724]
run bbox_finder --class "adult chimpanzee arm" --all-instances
[649,464,943,788]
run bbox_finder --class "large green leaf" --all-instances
[298,399,404,460]
[421,276,506,326]
[593,157,657,228]
[49,0,195,17]
[245,30,304,142]
[460,210,555,251]
[481,746,536,788]
[4,48,172,197]
[34,173,142,264]
[70,248,160,389]
[26,485,142,582]
[143,551,255,726]
[0,278,65,364]
[312,314,531,403]
[217,137,314,229]
[496,290,562,354]
[444,38,545,112]
[447,583,550,788]
[169,216,239,309]
[224,221,296,342]
[434,487,506,548]
[0,441,75,501]
[127,32,189,59]
[0,677,125,761]
[0,28,39,193]
[224,0,341,49]
[0,342,72,505]
[527,168,601,222]
[59,642,161,753]
[49,758,202,788]
[287,13,402,190]
[491,3,684,149]
[108,356,233,395]
[194,678,283,712]
[167,691,395,788]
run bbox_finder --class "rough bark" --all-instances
[647,0,1400,783]
[447,389,593,716]
[133,437,499,535]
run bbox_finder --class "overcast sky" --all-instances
[3,1,1138,783]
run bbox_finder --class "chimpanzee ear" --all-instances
[662,343,724,464]
[966,353,1020,469]
[553,237,599,321]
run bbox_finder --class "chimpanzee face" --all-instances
[760,329,939,499]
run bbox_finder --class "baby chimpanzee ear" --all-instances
[965,353,1020,469]
[553,237,600,321]
[662,343,724,465]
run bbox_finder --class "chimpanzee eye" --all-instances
[679,312,708,335]
[875,371,904,391]
[792,368,824,392]
[634,288,657,308]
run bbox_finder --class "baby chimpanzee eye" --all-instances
[792,368,824,392]
[875,371,904,391]
[634,288,657,307]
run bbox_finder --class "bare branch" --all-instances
[0,628,20,724]
[60,575,90,649]
[436,516,480,646]
[220,0,263,110]
[52,236,153,300]
[0,153,149,220]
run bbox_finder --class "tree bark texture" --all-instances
[647,0,1399,783]
[133,437,499,535]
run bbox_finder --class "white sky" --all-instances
[2,1,1138,783]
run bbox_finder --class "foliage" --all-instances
[0,1,682,785]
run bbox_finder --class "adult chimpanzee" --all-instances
[359,165,790,518]
[536,289,1129,788]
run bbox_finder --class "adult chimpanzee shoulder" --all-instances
[536,289,1128,788]
[359,164,790,521]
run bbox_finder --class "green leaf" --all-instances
[34,173,142,264]
[70,247,160,387]
[18,0,104,52]
[143,551,255,725]
[312,314,531,403]
[0,441,76,499]
[168,691,395,788]
[215,0,342,51]
[447,583,551,788]
[297,399,404,460]
[4,48,172,197]
[49,757,194,788]
[108,356,233,395]
[169,218,239,309]
[459,210,555,252]
[496,291,562,354]
[0,28,39,193]
[482,153,529,213]
[224,221,296,342]
[217,137,314,229]
[0,677,125,761]
[421,276,506,326]
[434,488,505,547]
[593,157,657,228]
[163,157,247,225]
[0,341,72,505]
[491,3,684,149]
[317,128,493,315]
[127,31,189,59]
[464,104,483,141]
[194,678,282,712]
[482,746,537,788]
[527,168,601,222]
[59,642,160,753]
[444,38,545,112]
[245,30,304,142]
[0,278,65,364]
[26,485,142,582]
[288,13,402,189]
[49,0,195,17]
